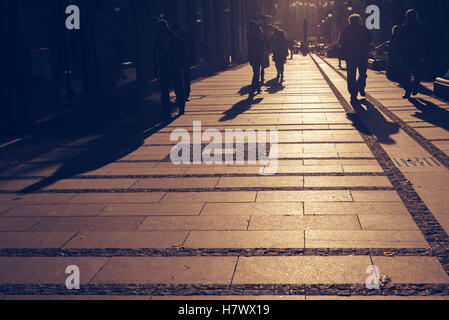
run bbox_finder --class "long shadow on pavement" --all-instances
[409,98,449,131]
[347,99,400,145]
[18,99,177,194]
[219,97,263,122]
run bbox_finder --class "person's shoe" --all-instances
[403,90,411,99]
[179,106,185,116]
[185,97,190,102]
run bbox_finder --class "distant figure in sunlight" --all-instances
[247,21,267,95]
[154,19,186,120]
[339,14,372,102]
[172,22,196,102]
[396,9,426,99]
[271,28,290,83]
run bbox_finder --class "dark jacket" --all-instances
[248,32,266,67]
[396,22,426,62]
[271,33,289,63]
[154,30,186,73]
[340,23,372,61]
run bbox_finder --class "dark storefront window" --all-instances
[112,0,137,87]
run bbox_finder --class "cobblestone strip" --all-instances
[310,54,449,274]
[0,284,448,297]
[318,55,449,170]
[0,248,434,258]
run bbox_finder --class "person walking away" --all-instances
[172,22,196,102]
[396,9,426,99]
[154,20,186,119]
[337,32,345,69]
[379,25,401,83]
[339,14,372,102]
[261,25,270,85]
[247,21,266,95]
[271,29,289,83]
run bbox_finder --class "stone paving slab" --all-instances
[30,217,146,232]
[304,202,409,216]
[68,193,166,204]
[202,203,303,216]
[91,257,237,284]
[0,232,76,248]
[3,204,107,217]
[0,257,108,284]
[137,216,250,231]
[248,216,360,231]
[232,256,372,284]
[256,191,352,202]
[0,218,42,231]
[64,231,188,249]
[101,203,205,216]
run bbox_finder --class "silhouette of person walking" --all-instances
[396,9,426,99]
[154,20,186,120]
[247,21,267,95]
[376,25,401,82]
[339,14,372,102]
[172,22,196,102]
[271,28,289,83]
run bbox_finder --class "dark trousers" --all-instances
[347,58,368,96]
[182,66,191,99]
[260,66,265,82]
[251,64,262,91]
[160,68,185,117]
[401,59,422,93]
[275,61,285,78]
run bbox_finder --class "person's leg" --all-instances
[183,66,191,101]
[261,66,265,84]
[251,64,261,93]
[412,60,422,95]
[280,62,285,82]
[357,59,368,97]
[160,71,171,119]
[346,60,358,101]
[173,69,186,115]
[401,62,413,98]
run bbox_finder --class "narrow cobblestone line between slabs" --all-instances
[317,55,449,170]
[1,284,449,297]
[310,54,449,274]
[0,248,435,258]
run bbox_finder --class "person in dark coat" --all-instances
[271,28,289,83]
[154,20,186,119]
[172,22,196,102]
[376,25,400,82]
[339,14,372,102]
[396,9,426,98]
[247,21,266,95]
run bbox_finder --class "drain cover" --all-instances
[393,157,441,167]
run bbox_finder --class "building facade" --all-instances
[0,0,250,130]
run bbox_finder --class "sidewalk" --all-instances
[0,55,448,300]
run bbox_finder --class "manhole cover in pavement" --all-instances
[392,157,441,167]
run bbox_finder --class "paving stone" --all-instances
[0,217,42,231]
[162,192,257,203]
[184,231,305,248]
[350,191,402,202]
[137,216,250,231]
[372,257,449,284]
[257,191,352,202]
[131,178,220,190]
[101,203,204,216]
[43,179,138,190]
[91,257,237,284]
[0,257,108,284]
[249,215,360,231]
[69,193,165,204]
[64,231,188,249]
[3,204,107,217]
[30,217,146,232]
[217,176,303,188]
[0,232,76,248]
[305,230,429,248]
[233,256,372,284]
[7,194,76,204]
[304,176,391,187]
[358,215,419,230]
[202,203,303,216]
[0,179,42,191]
[305,202,409,216]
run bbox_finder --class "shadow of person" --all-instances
[219,97,263,122]
[409,98,449,131]
[238,85,253,96]
[347,99,400,145]
[265,78,285,94]
[19,99,177,194]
